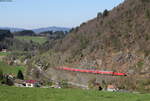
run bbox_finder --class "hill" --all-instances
[33,26,71,33]
[9,0,150,92]
[0,61,25,75]
[51,0,150,73]
[0,26,71,33]
[0,27,24,33]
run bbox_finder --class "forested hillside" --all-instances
[0,30,13,41]
[0,29,39,52]
[0,30,13,49]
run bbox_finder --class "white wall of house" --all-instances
[107,88,117,92]
[25,83,34,87]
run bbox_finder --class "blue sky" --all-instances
[0,0,124,29]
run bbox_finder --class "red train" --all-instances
[57,67,127,76]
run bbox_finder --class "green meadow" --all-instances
[0,52,10,56]
[15,36,47,44]
[0,61,25,75]
[0,86,150,101]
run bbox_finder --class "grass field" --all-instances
[0,86,150,101]
[0,61,25,75]
[15,36,47,44]
[0,52,10,56]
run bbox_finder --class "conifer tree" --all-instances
[17,70,24,80]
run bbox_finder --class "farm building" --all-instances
[14,80,41,88]
[107,84,118,92]
[25,80,37,87]
[0,49,7,52]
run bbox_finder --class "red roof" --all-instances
[25,80,37,84]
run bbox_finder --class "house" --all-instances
[14,79,41,88]
[2,74,15,86]
[1,49,7,52]
[107,84,118,92]
[25,80,37,87]
[3,74,15,79]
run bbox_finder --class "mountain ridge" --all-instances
[0,26,71,33]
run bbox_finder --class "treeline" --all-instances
[0,29,39,52]
[0,30,13,50]
[0,30,13,41]
[13,30,36,36]
[39,31,68,40]
[13,30,68,38]
[0,29,69,52]
[38,31,68,52]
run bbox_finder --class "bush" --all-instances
[0,30,13,41]
[145,9,150,20]
[97,12,102,18]
[143,50,150,57]
[110,35,122,51]
[78,35,89,49]
[0,69,3,81]
[97,32,101,36]
[60,80,69,88]
[137,79,150,92]
[137,61,144,68]
[88,78,96,89]
[6,77,14,86]
[17,70,24,80]
[1,75,14,86]
[103,9,109,17]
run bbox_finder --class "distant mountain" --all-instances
[0,26,71,34]
[0,27,25,33]
[33,26,71,33]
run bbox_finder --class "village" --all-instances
[0,49,128,92]
[0,69,129,93]
[0,0,150,100]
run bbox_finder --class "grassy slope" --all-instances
[0,86,150,101]
[0,61,25,75]
[15,36,47,44]
[0,52,10,56]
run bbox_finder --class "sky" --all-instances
[0,0,124,29]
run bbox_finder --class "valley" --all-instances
[0,0,150,100]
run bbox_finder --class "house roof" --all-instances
[25,80,37,84]
[107,85,116,89]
